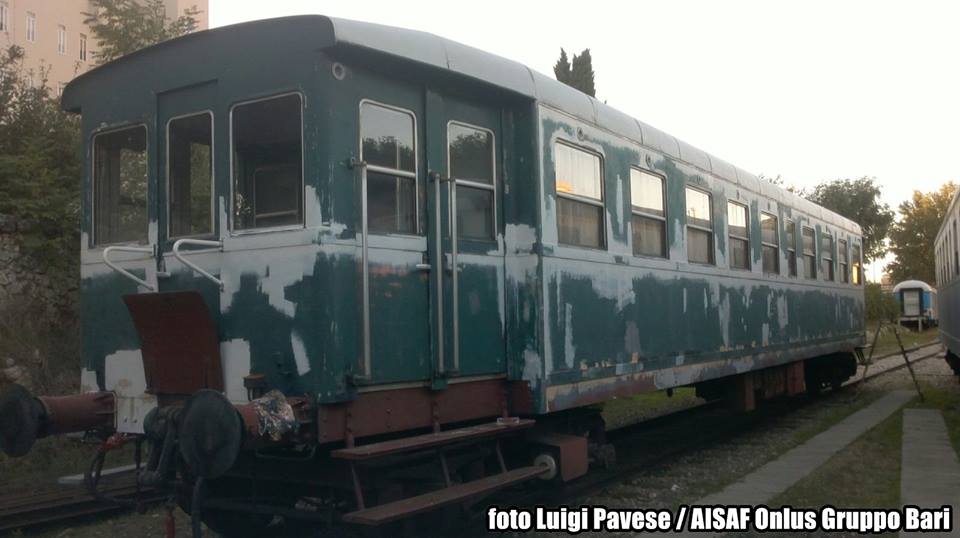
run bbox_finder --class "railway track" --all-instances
[1,342,942,536]
[0,471,164,534]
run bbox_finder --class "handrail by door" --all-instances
[172,238,224,290]
[102,245,156,292]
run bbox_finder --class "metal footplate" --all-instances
[331,418,536,460]
[337,418,544,525]
[342,465,548,525]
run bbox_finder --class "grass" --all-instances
[0,436,135,496]
[601,387,700,429]
[909,383,960,457]
[864,323,939,359]
[775,411,903,509]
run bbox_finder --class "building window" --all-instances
[79,34,87,61]
[26,13,36,42]
[0,4,8,33]
[852,243,863,285]
[232,94,304,230]
[93,126,148,245]
[785,219,797,277]
[802,226,816,279]
[821,233,834,281]
[727,201,750,270]
[630,168,666,258]
[555,142,604,248]
[761,212,779,274]
[168,112,213,238]
[57,82,66,96]
[448,122,495,240]
[686,187,713,264]
[360,101,418,235]
[57,25,66,54]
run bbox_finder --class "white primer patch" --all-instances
[220,338,252,403]
[290,331,310,376]
[80,368,99,393]
[522,349,542,382]
[104,350,156,434]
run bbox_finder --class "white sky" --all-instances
[210,1,960,280]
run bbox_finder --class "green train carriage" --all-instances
[0,15,865,533]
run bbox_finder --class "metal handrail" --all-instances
[172,238,224,290]
[102,246,156,292]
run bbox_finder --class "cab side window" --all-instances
[361,102,418,235]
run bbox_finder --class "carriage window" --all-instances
[838,239,849,283]
[802,227,816,279]
[821,233,834,281]
[630,169,666,258]
[361,102,417,234]
[449,123,494,240]
[785,220,797,277]
[168,113,212,237]
[232,94,303,230]
[727,201,750,270]
[686,187,713,265]
[93,125,148,245]
[761,213,779,274]
[555,142,603,248]
[852,243,862,285]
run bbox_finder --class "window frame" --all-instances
[79,33,87,61]
[228,91,306,235]
[25,12,36,42]
[685,185,715,265]
[1,4,9,33]
[802,225,817,280]
[357,98,420,237]
[90,123,150,247]
[838,238,849,283]
[57,24,65,54]
[554,139,606,249]
[852,243,863,286]
[629,167,667,259]
[446,120,496,241]
[821,231,835,281]
[726,200,751,271]
[760,211,780,275]
[785,219,797,277]
[166,110,215,240]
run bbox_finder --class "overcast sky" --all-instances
[210,1,959,280]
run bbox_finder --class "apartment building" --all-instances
[0,0,208,94]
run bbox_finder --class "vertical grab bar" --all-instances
[102,246,157,292]
[172,239,224,290]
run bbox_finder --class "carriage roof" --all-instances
[63,14,861,236]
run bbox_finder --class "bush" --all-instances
[865,282,899,323]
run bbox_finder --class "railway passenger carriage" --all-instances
[935,190,960,376]
[0,16,865,534]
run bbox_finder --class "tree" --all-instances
[0,47,82,301]
[886,182,957,284]
[553,48,571,84]
[554,48,596,97]
[805,177,894,262]
[84,0,201,64]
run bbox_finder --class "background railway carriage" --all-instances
[892,280,937,331]
[0,15,865,533]
[935,190,960,376]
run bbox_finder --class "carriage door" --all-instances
[427,93,506,377]
[154,83,221,312]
